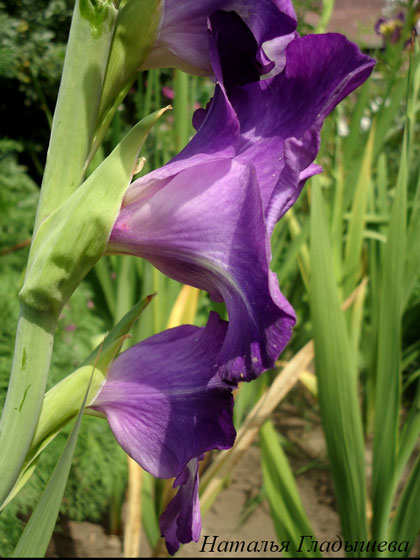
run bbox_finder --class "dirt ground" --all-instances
[46,400,420,558]
[307,0,385,46]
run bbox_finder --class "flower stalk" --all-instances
[0,0,117,505]
[0,305,56,504]
[34,0,118,231]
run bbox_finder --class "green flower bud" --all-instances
[90,0,163,159]
[20,108,169,317]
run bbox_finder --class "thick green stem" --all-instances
[0,305,56,505]
[0,1,117,507]
[34,0,117,232]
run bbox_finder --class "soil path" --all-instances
[306,0,385,46]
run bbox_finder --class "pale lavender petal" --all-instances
[90,313,236,478]
[261,31,299,78]
[142,0,297,76]
[109,160,295,382]
[159,458,201,555]
[123,84,239,207]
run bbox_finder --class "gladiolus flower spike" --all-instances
[97,5,375,555]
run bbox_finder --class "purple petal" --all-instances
[142,0,297,77]
[206,10,297,89]
[90,313,236,478]
[123,84,239,208]
[159,458,201,555]
[193,31,374,233]
[208,11,265,86]
[109,159,295,382]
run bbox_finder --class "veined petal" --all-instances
[142,0,297,76]
[90,312,235,478]
[190,30,374,234]
[123,84,239,207]
[110,26,374,384]
[229,33,375,231]
[159,458,201,555]
[109,159,295,382]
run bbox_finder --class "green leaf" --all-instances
[141,471,161,549]
[373,78,406,159]
[310,184,368,551]
[372,60,409,545]
[36,0,118,227]
[395,382,420,488]
[276,219,310,286]
[260,420,320,558]
[174,70,191,151]
[405,169,420,304]
[2,294,153,510]
[12,370,93,557]
[93,257,116,318]
[342,80,371,168]
[390,453,420,557]
[285,208,310,290]
[343,123,375,297]
[91,0,163,159]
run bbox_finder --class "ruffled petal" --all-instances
[90,313,236,478]
[123,84,239,207]
[191,29,374,234]
[159,458,201,555]
[109,159,295,382]
[110,27,374,384]
[142,0,297,76]
[227,34,375,230]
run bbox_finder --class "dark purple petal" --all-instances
[208,11,263,87]
[200,31,376,232]
[206,10,297,89]
[142,0,297,77]
[90,313,236,478]
[110,159,295,382]
[159,458,201,555]
[191,31,374,233]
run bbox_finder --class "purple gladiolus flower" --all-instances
[90,312,236,553]
[109,25,375,384]
[99,10,375,555]
[375,11,405,45]
[142,0,297,77]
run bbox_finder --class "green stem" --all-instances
[0,305,56,505]
[314,0,335,34]
[34,0,117,232]
[0,0,117,507]
[174,70,190,152]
